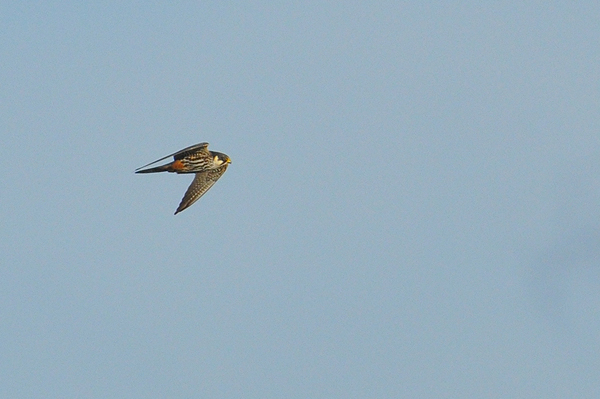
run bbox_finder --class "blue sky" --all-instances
[1,2,600,397]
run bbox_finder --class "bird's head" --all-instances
[212,152,231,166]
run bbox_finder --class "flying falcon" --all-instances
[136,142,231,214]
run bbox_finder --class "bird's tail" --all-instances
[135,164,171,173]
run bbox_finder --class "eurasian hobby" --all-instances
[136,142,231,214]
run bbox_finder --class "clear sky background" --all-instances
[1,2,599,398]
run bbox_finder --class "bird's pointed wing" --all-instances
[174,164,229,214]
[135,143,209,172]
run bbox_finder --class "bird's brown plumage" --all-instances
[136,142,230,214]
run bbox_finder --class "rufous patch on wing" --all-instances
[170,160,185,171]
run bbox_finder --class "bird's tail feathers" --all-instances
[135,164,171,173]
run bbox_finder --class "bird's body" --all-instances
[136,142,230,214]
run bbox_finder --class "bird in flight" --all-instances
[136,142,231,214]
